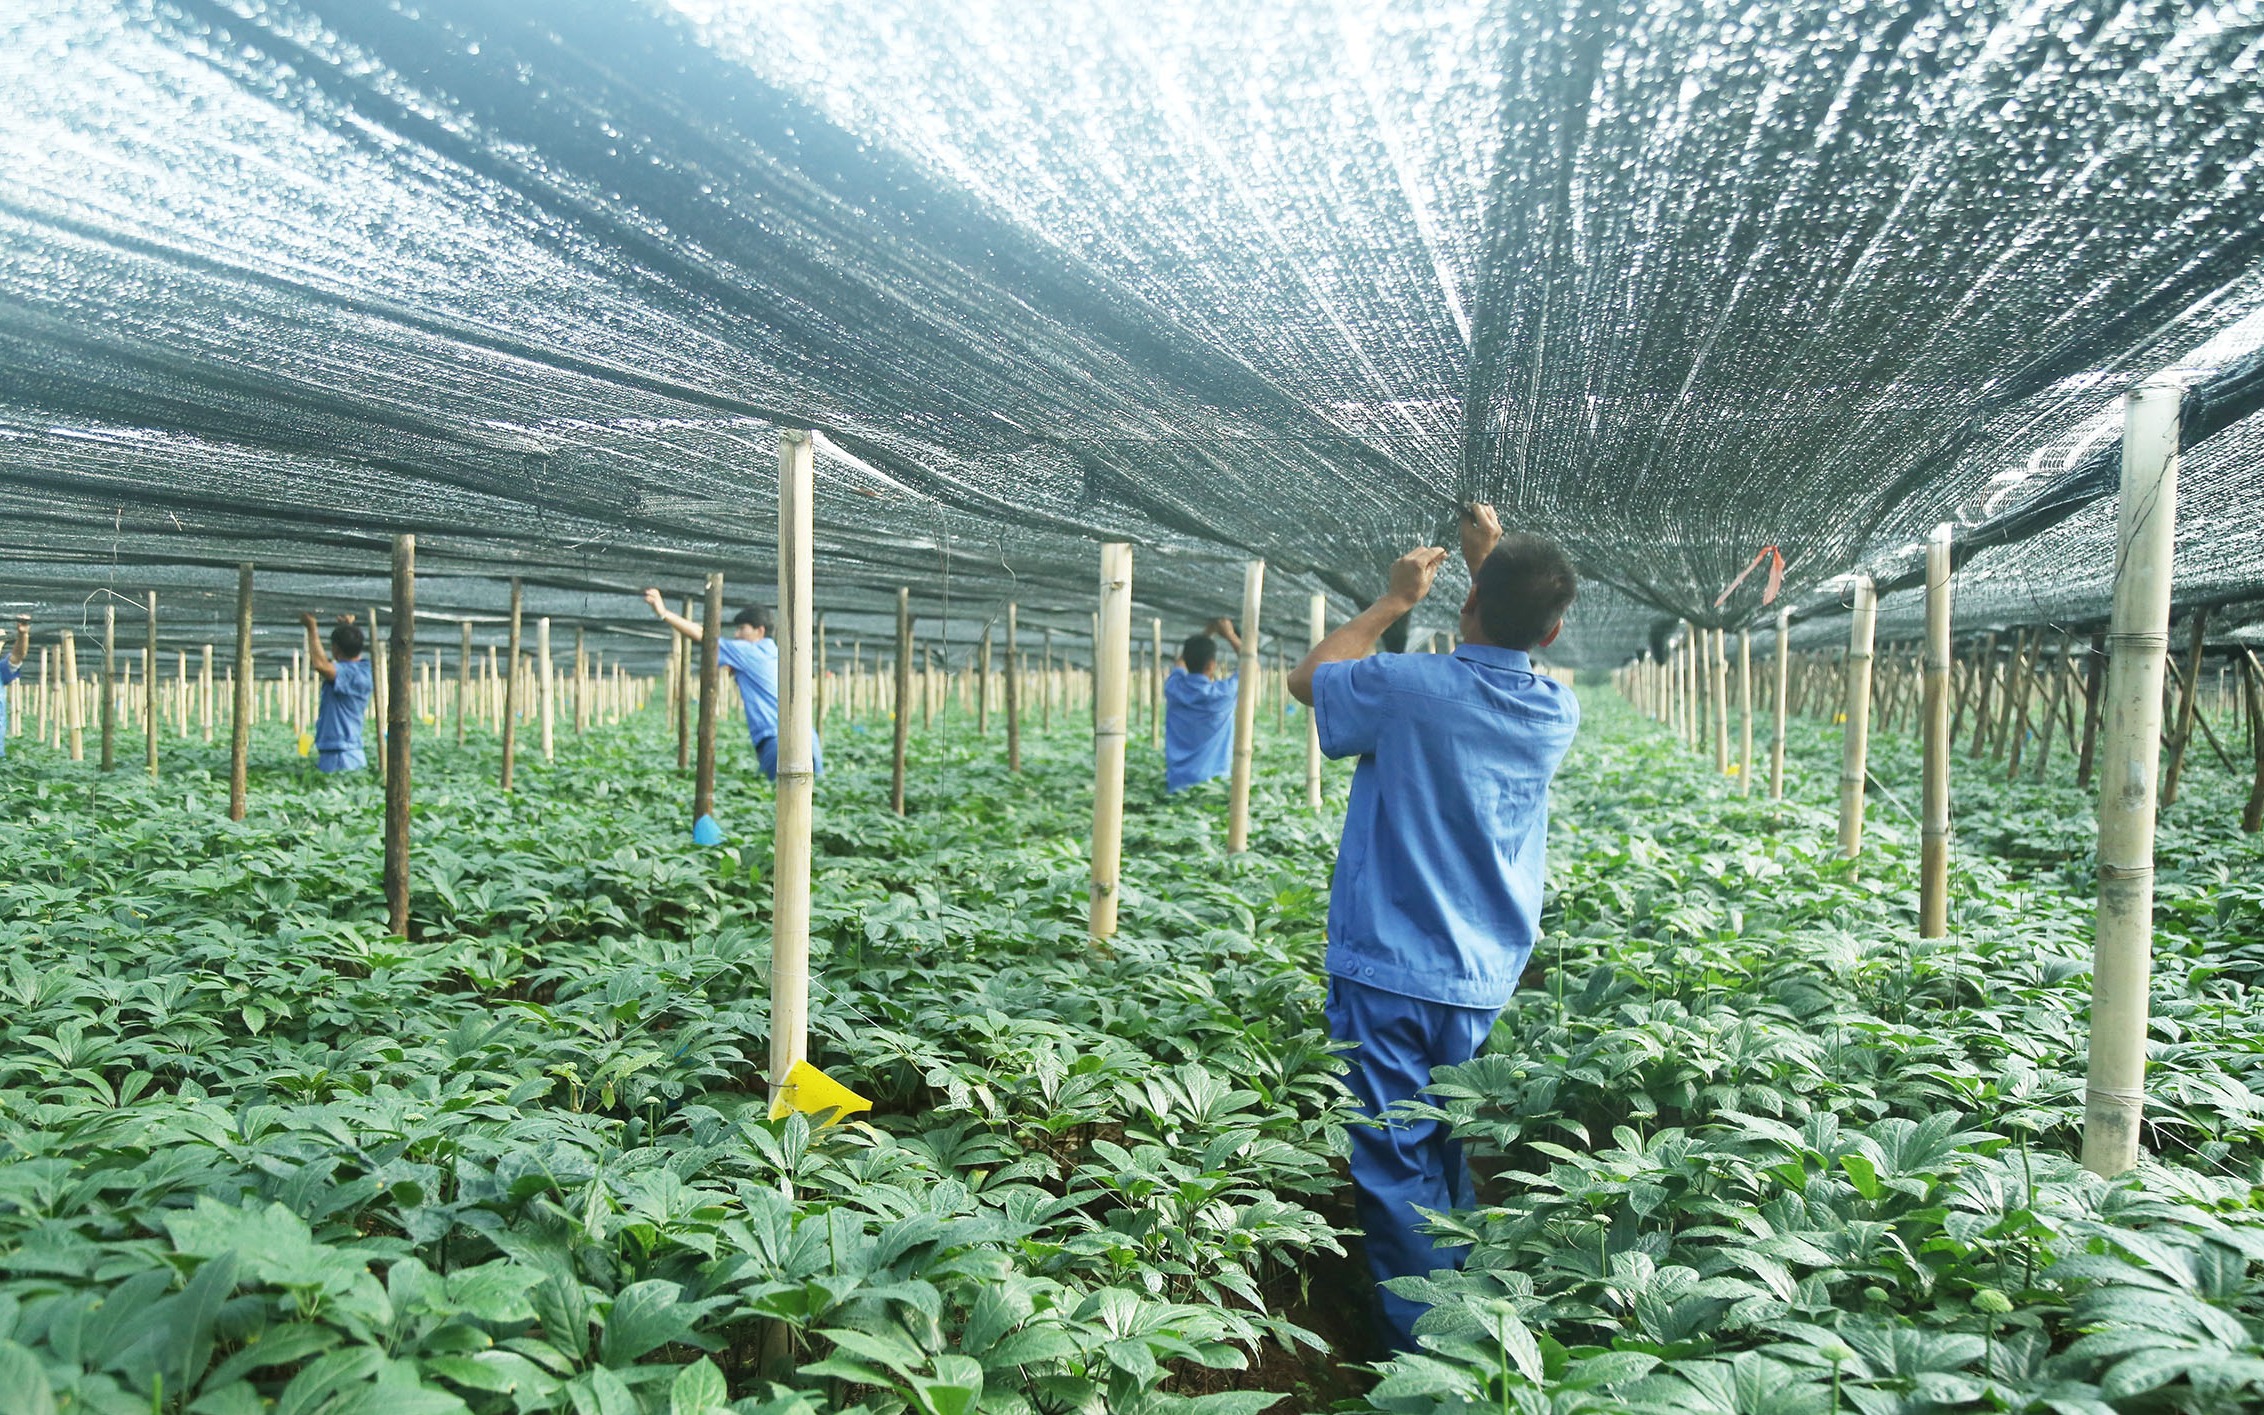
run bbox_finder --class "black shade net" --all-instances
[2,0,2262,674]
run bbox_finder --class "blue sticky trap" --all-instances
[692,814,724,846]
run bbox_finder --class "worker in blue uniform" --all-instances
[302,612,374,773]
[1163,616,1243,793]
[0,616,26,758]
[643,589,823,782]
[1288,503,1580,1354]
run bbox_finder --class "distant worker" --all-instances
[1287,503,1579,1354]
[643,590,823,781]
[302,611,373,773]
[0,616,26,758]
[1163,616,1243,793]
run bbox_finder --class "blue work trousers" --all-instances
[1327,974,1498,1352]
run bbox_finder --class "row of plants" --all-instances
[0,713,1361,1414]
[1364,708,2264,1413]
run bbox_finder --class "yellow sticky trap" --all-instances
[768,1060,872,1125]
[296,731,314,757]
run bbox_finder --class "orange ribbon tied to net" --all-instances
[1714,545,1786,609]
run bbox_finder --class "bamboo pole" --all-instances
[537,617,555,764]
[1837,576,1878,859]
[100,602,116,771]
[2242,650,2263,833]
[1091,543,1133,938]
[228,566,252,817]
[2077,631,2106,788]
[499,580,523,790]
[1968,633,1998,757]
[1920,525,1954,938]
[817,616,829,729]
[455,622,470,747]
[1770,609,1790,800]
[2033,634,2074,780]
[143,593,159,778]
[1005,602,1022,773]
[370,607,389,774]
[978,624,992,736]
[2081,382,2180,1178]
[573,626,588,738]
[2161,608,2209,806]
[678,597,696,772]
[1150,617,1164,750]
[694,574,723,828]
[891,588,911,815]
[385,536,415,936]
[1710,627,1731,773]
[2005,632,2038,778]
[1227,560,1267,852]
[1737,628,1753,796]
[1306,594,1325,810]
[1042,628,1053,731]
[772,429,815,1101]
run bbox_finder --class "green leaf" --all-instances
[0,1341,57,1415]
[1840,1153,1881,1201]
[671,1357,730,1415]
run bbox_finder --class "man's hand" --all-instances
[1460,502,1502,577]
[1207,617,1233,636]
[299,611,319,630]
[1386,547,1449,608]
[642,588,666,614]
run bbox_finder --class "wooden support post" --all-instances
[385,536,415,936]
[370,607,390,774]
[1710,627,1731,774]
[2242,650,2263,833]
[228,566,253,817]
[573,626,588,738]
[1737,628,1753,796]
[1969,632,1998,758]
[1307,593,1325,810]
[537,617,555,764]
[1227,560,1266,852]
[1005,603,1022,773]
[1150,617,1164,750]
[1838,576,1878,859]
[1920,525,1954,938]
[1771,609,1790,800]
[2161,608,2209,806]
[817,616,829,729]
[99,602,116,771]
[921,645,934,731]
[199,643,214,744]
[978,625,992,736]
[143,592,159,778]
[456,622,471,747]
[1042,628,1053,732]
[2034,634,2074,780]
[772,429,815,1101]
[499,580,523,790]
[891,588,912,815]
[2005,632,2038,778]
[694,574,723,827]
[1091,543,1133,938]
[2082,381,2179,1178]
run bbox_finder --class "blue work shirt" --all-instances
[1312,645,1578,1009]
[315,658,372,772]
[715,636,823,782]
[0,653,19,757]
[1163,666,1237,793]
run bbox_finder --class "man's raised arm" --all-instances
[1288,547,1445,705]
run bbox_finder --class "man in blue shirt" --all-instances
[643,590,823,782]
[302,612,374,773]
[0,616,27,758]
[1288,504,1580,1354]
[1163,616,1243,793]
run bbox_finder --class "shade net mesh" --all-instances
[3,0,2263,672]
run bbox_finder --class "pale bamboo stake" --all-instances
[174,649,186,738]
[537,617,555,764]
[385,536,415,935]
[1091,543,1134,937]
[2082,381,2180,1179]
[62,631,82,761]
[1150,617,1164,750]
[816,616,829,729]
[228,566,252,817]
[573,626,588,738]
[500,579,523,791]
[36,647,49,746]
[455,623,471,747]
[2161,608,2209,805]
[1227,560,1267,852]
[891,589,911,815]
[1837,576,1878,859]
[694,575,723,826]
[1042,628,1053,732]
[143,593,158,778]
[370,606,389,774]
[1306,593,1326,810]
[978,624,992,736]
[2005,632,2037,778]
[677,597,696,772]
[1710,626,1731,773]
[1006,603,1022,773]
[1737,628,1754,796]
[99,602,117,771]
[772,429,816,1102]
[1920,525,1954,938]
[2033,635,2074,780]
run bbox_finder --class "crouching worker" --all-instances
[1287,504,1579,1354]
[1163,616,1242,793]
[302,612,373,773]
[643,589,823,782]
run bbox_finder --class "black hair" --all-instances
[1473,533,1577,650]
[330,622,366,659]
[733,606,774,633]
[1181,633,1218,674]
